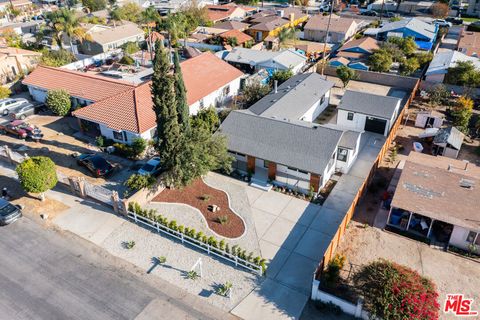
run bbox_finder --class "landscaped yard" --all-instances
[152,179,246,238]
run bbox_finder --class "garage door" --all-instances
[364,117,387,135]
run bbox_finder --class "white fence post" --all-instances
[207,244,210,255]
[234,255,238,266]
[133,211,137,223]
[181,233,184,244]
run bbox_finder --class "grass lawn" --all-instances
[462,17,480,23]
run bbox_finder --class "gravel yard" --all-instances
[336,221,480,319]
[101,220,263,312]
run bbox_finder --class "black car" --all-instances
[0,198,22,225]
[361,10,378,16]
[446,17,463,25]
[77,154,115,177]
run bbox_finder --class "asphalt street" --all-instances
[0,217,235,320]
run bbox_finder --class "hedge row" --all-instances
[128,202,267,274]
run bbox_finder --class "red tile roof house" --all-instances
[23,52,244,144]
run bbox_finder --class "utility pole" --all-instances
[320,0,334,76]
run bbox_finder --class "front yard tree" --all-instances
[336,65,359,88]
[400,57,420,76]
[173,49,190,133]
[151,41,181,173]
[445,61,480,87]
[46,89,71,116]
[243,80,271,107]
[452,96,474,133]
[431,2,449,18]
[270,69,293,86]
[16,156,57,201]
[354,259,439,320]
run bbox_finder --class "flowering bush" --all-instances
[353,259,440,320]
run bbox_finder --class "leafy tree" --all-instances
[427,84,449,107]
[445,61,480,87]
[226,36,238,47]
[452,96,474,133]
[151,42,181,175]
[109,7,124,27]
[124,173,155,191]
[131,137,147,157]
[159,4,210,43]
[191,107,219,133]
[46,89,71,116]
[368,49,393,72]
[415,51,433,66]
[119,55,134,65]
[336,65,359,87]
[353,259,440,320]
[121,41,140,55]
[46,8,92,50]
[431,2,449,18]
[270,69,294,86]
[400,57,420,76]
[40,49,76,67]
[173,50,190,133]
[387,36,417,56]
[82,0,107,11]
[381,42,404,62]
[117,2,142,23]
[16,156,58,201]
[0,86,11,99]
[242,80,271,107]
[278,27,297,45]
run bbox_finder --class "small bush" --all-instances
[215,281,233,297]
[125,240,136,249]
[120,55,134,65]
[95,135,105,147]
[186,270,200,280]
[200,194,210,201]
[124,173,155,191]
[216,215,229,225]
[322,253,346,288]
[131,137,147,157]
[0,86,11,99]
[46,89,71,116]
[157,256,166,264]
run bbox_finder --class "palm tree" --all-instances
[142,6,159,60]
[49,8,92,53]
[278,27,297,48]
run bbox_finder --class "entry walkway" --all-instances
[232,132,385,320]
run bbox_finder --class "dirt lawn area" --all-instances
[0,115,135,195]
[337,221,480,320]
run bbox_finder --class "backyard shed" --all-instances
[414,110,444,129]
[432,126,464,159]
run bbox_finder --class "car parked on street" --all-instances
[0,98,29,116]
[0,198,22,226]
[0,120,43,141]
[433,19,452,28]
[138,157,162,176]
[76,153,115,177]
[9,103,37,120]
[361,10,378,16]
[446,17,463,25]
[383,12,398,18]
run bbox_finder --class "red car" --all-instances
[0,120,43,141]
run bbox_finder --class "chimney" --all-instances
[274,80,278,93]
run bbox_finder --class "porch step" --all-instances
[249,178,273,192]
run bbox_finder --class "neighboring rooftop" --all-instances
[86,22,144,45]
[304,15,358,33]
[433,126,464,150]
[338,90,401,119]
[22,66,135,101]
[407,152,480,180]
[337,37,380,60]
[0,47,41,59]
[248,73,334,120]
[218,110,344,175]
[391,160,480,231]
[249,17,290,31]
[214,20,250,31]
[224,48,306,69]
[219,29,253,45]
[426,49,480,76]
[378,17,436,40]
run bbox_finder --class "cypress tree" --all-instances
[173,50,190,133]
[151,41,181,172]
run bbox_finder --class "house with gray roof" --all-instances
[223,48,306,74]
[249,72,334,121]
[337,90,402,136]
[433,126,464,159]
[218,73,364,193]
[425,49,480,83]
[376,18,437,50]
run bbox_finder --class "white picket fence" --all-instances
[127,210,263,276]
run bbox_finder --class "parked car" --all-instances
[319,3,331,12]
[446,17,463,25]
[276,2,290,8]
[361,10,378,16]
[0,120,43,141]
[76,153,115,177]
[138,157,162,176]
[9,103,36,120]
[433,19,452,28]
[0,98,29,116]
[383,12,398,18]
[0,198,22,226]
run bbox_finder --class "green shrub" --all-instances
[216,215,228,225]
[45,89,71,116]
[157,256,167,264]
[131,137,147,156]
[186,270,200,280]
[0,86,11,99]
[322,253,346,288]
[125,240,136,249]
[124,173,155,191]
[120,55,134,65]
[40,48,75,67]
[16,156,57,196]
[95,135,105,147]
[215,281,233,296]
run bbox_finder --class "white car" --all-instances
[433,19,452,28]
[138,157,162,176]
[0,98,29,116]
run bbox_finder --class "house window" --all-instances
[320,94,325,105]
[113,130,124,141]
[337,148,348,162]
[199,99,205,109]
[467,231,477,243]
[223,85,230,96]
[264,160,270,168]
[347,112,354,121]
